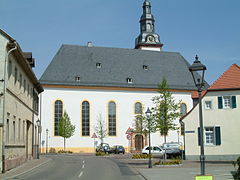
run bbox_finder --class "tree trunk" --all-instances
[64,137,66,151]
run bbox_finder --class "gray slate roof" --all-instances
[40,45,202,90]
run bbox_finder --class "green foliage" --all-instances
[49,148,56,153]
[95,152,108,156]
[58,111,75,139]
[132,154,152,159]
[154,159,182,165]
[151,78,181,142]
[94,114,107,144]
[58,150,73,154]
[232,156,240,180]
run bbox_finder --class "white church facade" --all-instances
[39,0,199,153]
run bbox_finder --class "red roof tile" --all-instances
[209,64,240,90]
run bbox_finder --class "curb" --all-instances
[2,158,52,180]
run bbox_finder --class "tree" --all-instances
[58,111,75,150]
[94,114,107,144]
[152,78,181,143]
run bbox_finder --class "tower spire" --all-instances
[135,0,163,51]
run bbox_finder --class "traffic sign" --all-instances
[91,133,97,138]
[126,134,131,140]
[125,127,133,135]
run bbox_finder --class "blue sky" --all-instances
[1,0,240,85]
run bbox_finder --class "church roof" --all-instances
[40,44,202,90]
[208,64,240,90]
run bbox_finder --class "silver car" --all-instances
[142,145,165,157]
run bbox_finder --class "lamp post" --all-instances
[46,129,49,154]
[145,107,152,168]
[189,55,207,175]
[36,119,40,159]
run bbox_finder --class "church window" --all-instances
[180,103,187,116]
[135,102,142,114]
[82,101,90,136]
[108,101,116,136]
[54,100,63,136]
[96,63,102,69]
[126,78,133,84]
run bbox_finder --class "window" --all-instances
[75,76,81,82]
[198,126,221,146]
[205,101,212,110]
[23,120,25,142]
[108,101,116,136]
[135,102,142,114]
[6,119,9,143]
[8,60,12,79]
[23,79,26,92]
[143,65,148,70]
[218,96,237,109]
[13,121,16,143]
[14,68,18,84]
[19,73,22,88]
[96,63,102,69]
[180,103,187,116]
[18,119,21,142]
[54,100,63,136]
[27,84,29,96]
[126,78,133,84]
[205,127,214,145]
[82,101,90,136]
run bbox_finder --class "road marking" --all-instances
[83,160,85,164]
[82,164,85,169]
[78,171,83,178]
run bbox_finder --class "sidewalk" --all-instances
[0,156,51,180]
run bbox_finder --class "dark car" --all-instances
[96,143,110,153]
[162,142,182,158]
[110,145,125,154]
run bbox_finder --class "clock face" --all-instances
[147,35,155,42]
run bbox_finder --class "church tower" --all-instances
[135,0,163,51]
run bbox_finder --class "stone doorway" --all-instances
[135,135,144,151]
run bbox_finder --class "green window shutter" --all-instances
[218,97,223,109]
[215,127,221,145]
[232,96,237,109]
[198,127,201,146]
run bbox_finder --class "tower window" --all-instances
[143,65,148,70]
[96,63,102,69]
[126,78,133,84]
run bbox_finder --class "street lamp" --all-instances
[189,55,207,175]
[36,119,40,159]
[145,107,152,168]
[46,129,49,154]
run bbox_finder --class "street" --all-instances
[6,154,143,180]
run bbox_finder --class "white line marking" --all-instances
[78,171,83,178]
[83,160,85,164]
[82,164,85,169]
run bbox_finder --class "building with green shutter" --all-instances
[182,64,240,160]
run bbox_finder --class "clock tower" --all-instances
[135,0,163,51]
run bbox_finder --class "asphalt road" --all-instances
[11,154,143,180]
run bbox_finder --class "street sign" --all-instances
[126,134,131,140]
[125,127,133,135]
[195,175,213,180]
[91,133,97,138]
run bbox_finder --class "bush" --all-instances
[132,154,152,159]
[232,156,240,180]
[49,148,56,153]
[95,152,108,156]
[58,150,73,154]
[154,158,182,166]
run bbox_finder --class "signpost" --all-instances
[91,133,98,152]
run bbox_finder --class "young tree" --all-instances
[58,111,75,150]
[152,78,181,143]
[94,114,107,144]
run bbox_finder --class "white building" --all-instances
[182,64,240,160]
[39,0,199,153]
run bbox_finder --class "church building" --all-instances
[40,0,198,153]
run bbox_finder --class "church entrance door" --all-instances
[135,135,144,151]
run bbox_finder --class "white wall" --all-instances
[41,87,193,152]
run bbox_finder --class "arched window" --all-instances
[108,101,116,136]
[180,103,187,116]
[82,101,90,136]
[135,102,142,114]
[54,100,63,136]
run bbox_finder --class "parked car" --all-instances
[109,145,125,154]
[96,143,110,153]
[142,145,165,158]
[162,142,182,158]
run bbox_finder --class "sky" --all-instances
[1,0,240,85]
